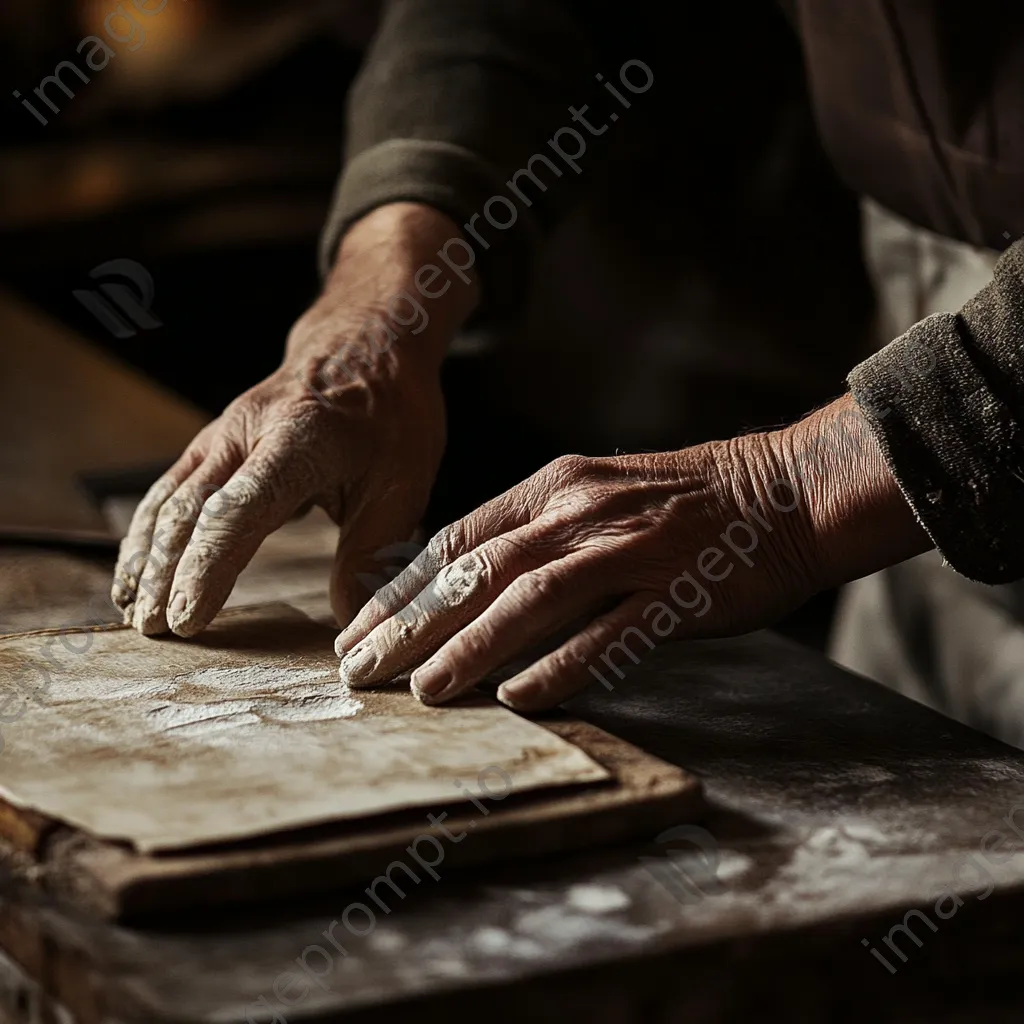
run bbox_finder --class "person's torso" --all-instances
[787,0,1024,251]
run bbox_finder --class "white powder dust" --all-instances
[566,884,631,914]
[181,666,336,693]
[146,700,255,730]
[139,668,363,738]
[165,711,262,738]
[468,926,545,959]
[258,693,363,723]
[515,904,661,947]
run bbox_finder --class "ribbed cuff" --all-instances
[318,139,540,320]
[848,312,1024,584]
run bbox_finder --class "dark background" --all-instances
[0,0,875,647]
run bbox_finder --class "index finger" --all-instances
[337,507,574,688]
[333,485,534,655]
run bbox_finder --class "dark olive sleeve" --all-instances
[318,0,599,317]
[847,240,1024,584]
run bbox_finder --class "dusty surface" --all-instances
[3,630,1024,1023]
[0,508,338,638]
[0,549,116,636]
[6,542,1024,1021]
[0,603,607,852]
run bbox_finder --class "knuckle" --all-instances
[450,628,490,666]
[509,570,562,606]
[425,530,453,568]
[545,648,578,681]
[393,595,424,628]
[138,476,177,517]
[212,475,262,517]
[149,522,176,558]
[471,543,503,583]
[163,488,201,525]
[175,535,222,577]
[435,515,474,561]
[221,481,256,510]
[550,453,590,484]
[434,551,487,605]
[201,489,233,519]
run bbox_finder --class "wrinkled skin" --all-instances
[111,361,445,636]
[335,396,929,711]
[113,200,928,707]
[111,203,476,637]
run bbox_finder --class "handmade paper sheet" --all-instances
[0,603,608,853]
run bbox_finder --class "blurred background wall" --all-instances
[0,0,874,644]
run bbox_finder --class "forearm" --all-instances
[288,203,480,390]
[712,395,932,602]
[321,0,599,313]
[766,394,932,589]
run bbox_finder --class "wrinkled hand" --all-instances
[111,359,444,637]
[333,437,819,710]
[112,203,477,636]
[334,395,930,711]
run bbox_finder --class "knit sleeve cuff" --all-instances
[847,312,1024,584]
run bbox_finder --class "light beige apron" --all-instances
[830,199,1024,748]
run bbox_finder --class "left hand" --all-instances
[333,435,821,711]
[334,394,931,711]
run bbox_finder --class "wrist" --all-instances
[766,394,931,588]
[286,202,480,373]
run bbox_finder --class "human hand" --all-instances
[111,203,478,636]
[334,395,929,710]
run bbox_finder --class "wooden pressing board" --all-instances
[0,603,703,920]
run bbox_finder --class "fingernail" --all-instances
[166,592,189,630]
[116,566,138,589]
[497,682,530,710]
[111,578,134,609]
[135,601,168,636]
[339,645,380,685]
[131,599,147,631]
[411,661,453,700]
[336,624,362,650]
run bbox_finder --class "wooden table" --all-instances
[3,303,1024,1022]
[0,570,1022,1023]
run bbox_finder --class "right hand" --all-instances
[111,203,479,637]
